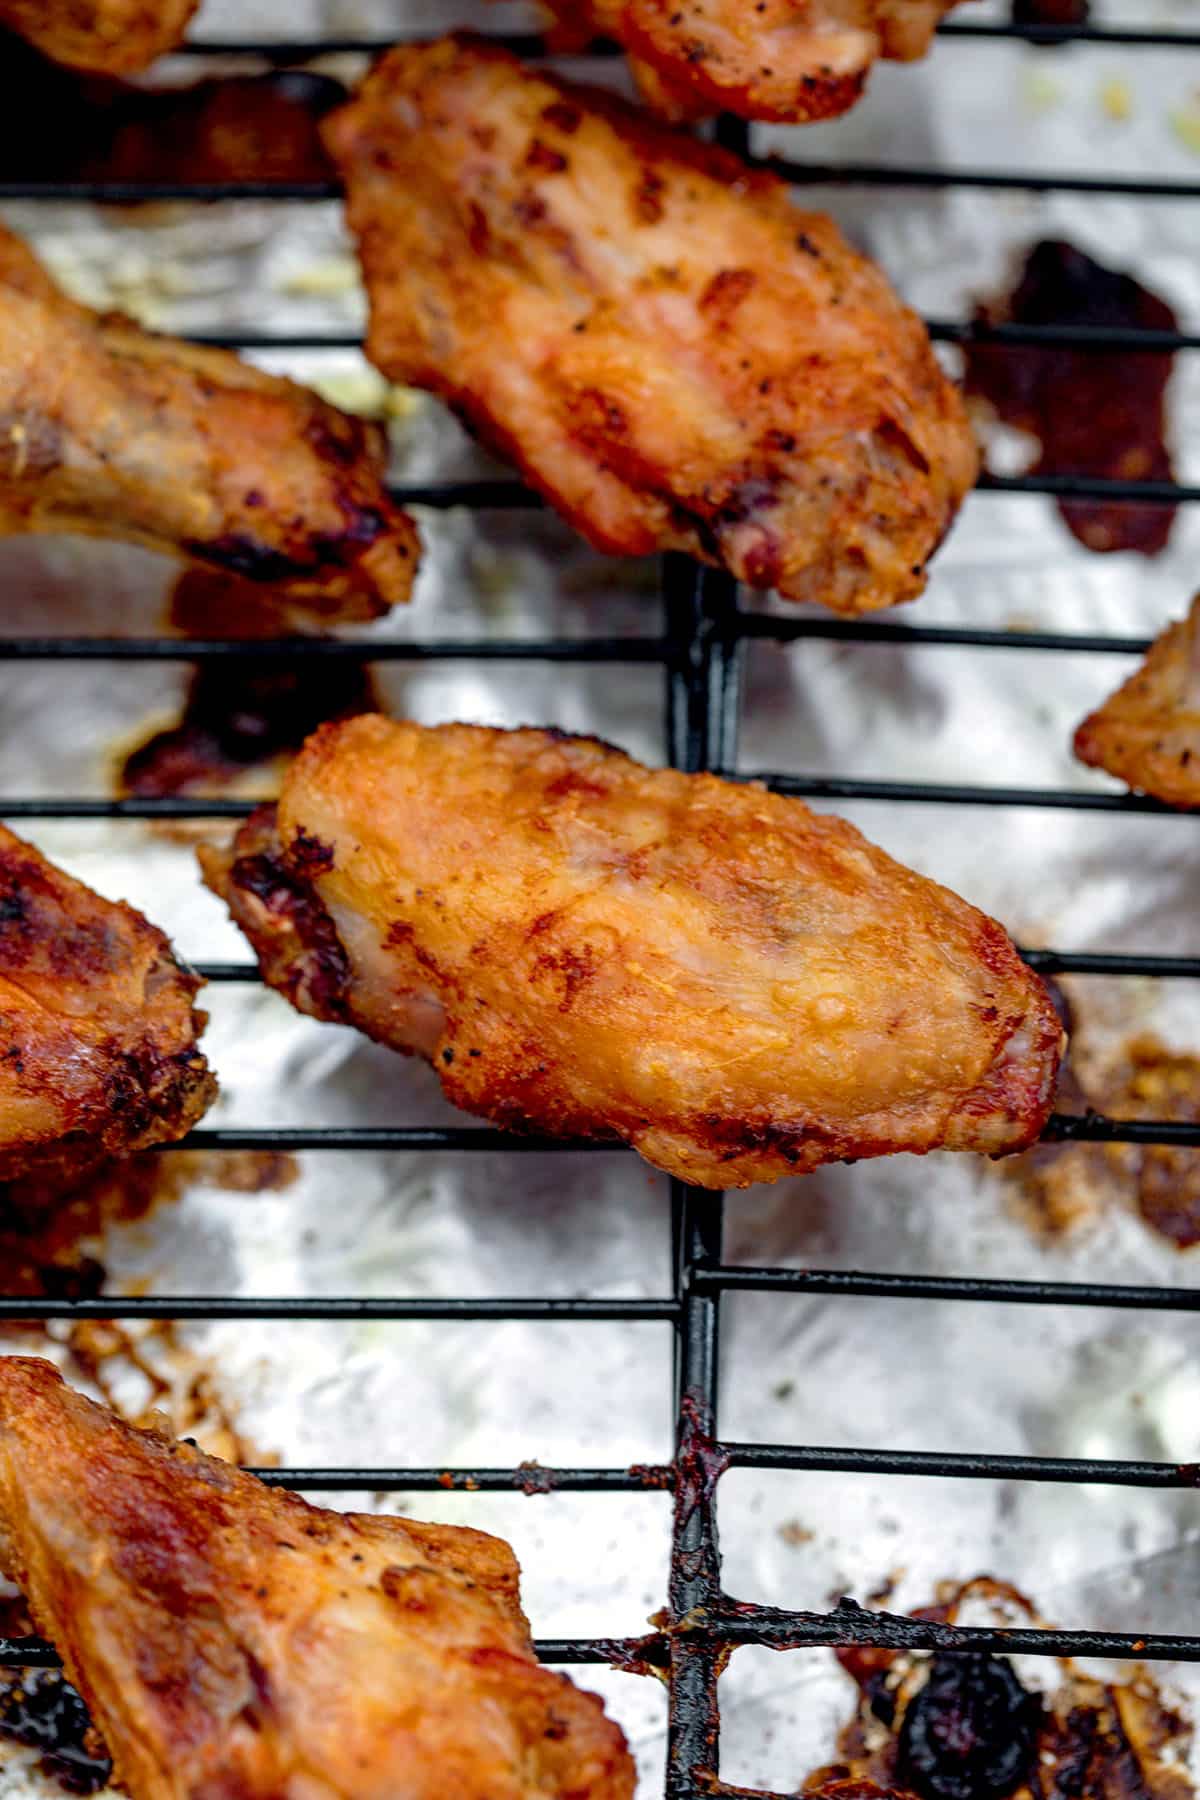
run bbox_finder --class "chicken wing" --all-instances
[200,716,1062,1188]
[0,225,419,624]
[538,1,965,124]
[322,38,978,616]
[1073,594,1200,808]
[0,825,213,1180]
[0,1356,635,1800]
[0,0,195,74]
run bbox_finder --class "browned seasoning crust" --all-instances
[200,716,1063,1189]
[539,1,965,124]
[322,36,978,616]
[0,1356,636,1800]
[1074,594,1200,808]
[0,0,196,74]
[0,825,214,1180]
[0,223,420,624]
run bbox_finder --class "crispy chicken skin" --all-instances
[0,0,196,74]
[0,825,213,1180]
[0,224,419,624]
[323,38,978,616]
[1074,594,1200,808]
[539,1,965,124]
[0,1356,635,1800]
[200,717,1062,1188]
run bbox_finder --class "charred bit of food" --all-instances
[323,35,978,617]
[0,824,214,1182]
[1074,593,1200,808]
[201,716,1063,1189]
[965,239,1178,557]
[809,1578,1193,1800]
[0,38,343,185]
[538,2,967,124]
[0,223,419,624]
[0,1356,636,1800]
[0,0,196,74]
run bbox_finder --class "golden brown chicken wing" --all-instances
[323,37,977,616]
[0,0,196,74]
[200,717,1062,1188]
[0,224,419,624]
[1073,595,1200,808]
[0,1356,635,1800]
[0,825,213,1180]
[539,1,965,124]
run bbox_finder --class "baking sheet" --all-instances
[4,1,1200,1793]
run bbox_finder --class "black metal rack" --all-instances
[2,15,1200,1799]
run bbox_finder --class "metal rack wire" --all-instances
[2,15,1200,1799]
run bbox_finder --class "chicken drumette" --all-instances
[0,0,195,74]
[201,716,1062,1188]
[0,825,213,1179]
[0,1357,635,1800]
[323,37,977,617]
[0,224,419,624]
[1074,594,1200,808]
[539,1,966,124]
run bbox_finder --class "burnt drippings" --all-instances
[0,1597,109,1794]
[1007,1023,1200,1248]
[121,572,380,800]
[0,1149,295,1465]
[1012,0,1090,24]
[0,1673,111,1795]
[896,1654,1041,1800]
[670,1390,729,1601]
[964,239,1178,555]
[0,33,341,185]
[806,1580,1193,1800]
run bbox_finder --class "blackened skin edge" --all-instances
[0,1671,112,1795]
[896,1653,1042,1800]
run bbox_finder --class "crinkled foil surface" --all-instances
[4,1,1200,1793]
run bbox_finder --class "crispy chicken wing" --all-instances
[0,225,419,624]
[538,1,965,123]
[0,826,213,1180]
[0,1356,635,1800]
[1073,594,1200,807]
[323,38,977,616]
[200,717,1062,1188]
[0,0,195,74]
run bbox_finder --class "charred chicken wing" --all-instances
[0,1356,635,1800]
[539,1,966,124]
[0,826,213,1180]
[0,0,196,74]
[0,224,419,624]
[200,717,1062,1188]
[1073,594,1200,808]
[323,38,977,616]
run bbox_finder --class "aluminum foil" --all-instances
[3,1,1200,1793]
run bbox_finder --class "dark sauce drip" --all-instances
[964,239,1178,556]
[896,1653,1041,1800]
[0,1673,112,1795]
[0,33,342,185]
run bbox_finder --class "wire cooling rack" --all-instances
[3,16,1200,1800]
